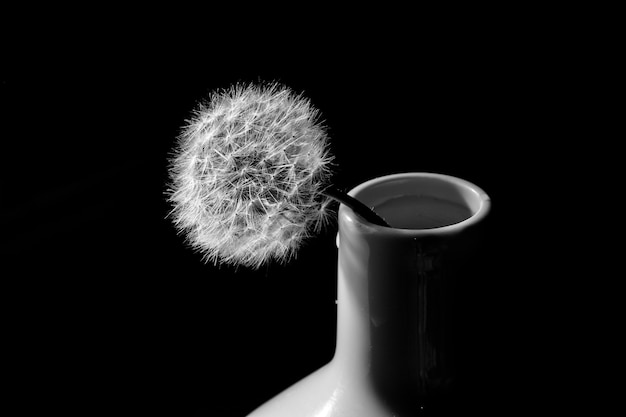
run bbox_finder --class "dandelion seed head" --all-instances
[167,82,335,269]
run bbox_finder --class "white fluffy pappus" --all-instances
[167,82,335,269]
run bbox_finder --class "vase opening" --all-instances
[349,172,490,231]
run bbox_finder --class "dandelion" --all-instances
[167,82,388,269]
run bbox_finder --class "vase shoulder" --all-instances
[246,360,400,417]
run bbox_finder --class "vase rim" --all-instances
[344,172,491,235]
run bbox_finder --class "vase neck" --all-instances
[331,172,490,412]
[333,221,460,404]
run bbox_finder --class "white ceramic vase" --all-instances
[247,172,491,416]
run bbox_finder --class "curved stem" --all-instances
[323,185,390,227]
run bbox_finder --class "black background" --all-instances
[1,11,571,416]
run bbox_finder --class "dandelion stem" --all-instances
[322,185,390,227]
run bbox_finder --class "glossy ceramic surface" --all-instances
[247,173,491,416]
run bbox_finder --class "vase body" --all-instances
[247,172,491,416]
